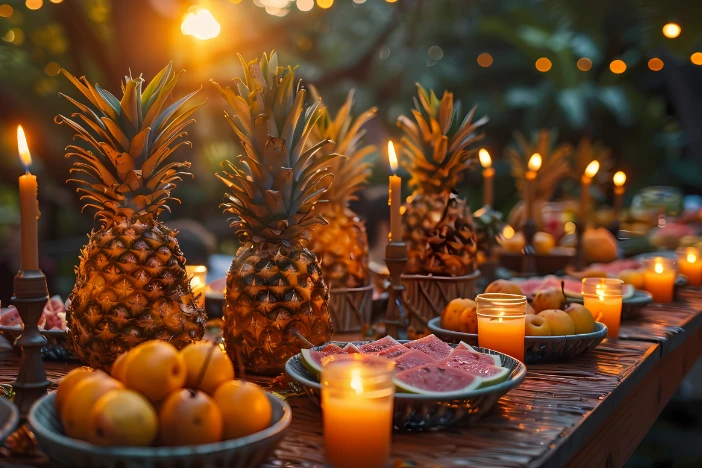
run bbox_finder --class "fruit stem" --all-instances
[561,280,569,307]
[193,343,217,393]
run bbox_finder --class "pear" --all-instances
[565,303,596,334]
[532,287,566,313]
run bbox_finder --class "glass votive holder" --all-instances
[677,247,702,287]
[476,293,527,362]
[185,265,207,308]
[642,257,677,303]
[321,354,396,468]
[582,278,623,338]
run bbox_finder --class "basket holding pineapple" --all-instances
[395,84,488,333]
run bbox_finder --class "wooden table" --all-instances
[2,289,701,468]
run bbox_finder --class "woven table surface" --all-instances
[1,288,701,467]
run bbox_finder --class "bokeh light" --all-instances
[297,0,313,11]
[0,4,12,17]
[379,45,390,59]
[691,52,702,65]
[44,61,61,76]
[181,7,221,40]
[609,59,626,74]
[477,53,493,67]
[25,0,42,10]
[577,57,592,71]
[662,22,681,38]
[648,58,664,71]
[535,57,552,72]
[317,0,333,8]
[428,45,443,61]
[50,0,63,3]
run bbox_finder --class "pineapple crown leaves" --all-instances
[213,52,342,243]
[55,62,204,223]
[573,137,613,181]
[308,85,378,207]
[397,83,489,195]
[506,129,573,201]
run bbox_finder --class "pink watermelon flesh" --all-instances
[395,364,480,393]
[358,336,399,354]
[448,347,500,367]
[440,349,507,379]
[378,345,410,359]
[309,344,347,366]
[394,349,436,371]
[403,334,452,360]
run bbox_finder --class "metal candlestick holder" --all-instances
[384,242,409,340]
[11,269,50,418]
[521,218,537,276]
[574,220,586,271]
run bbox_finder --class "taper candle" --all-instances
[388,141,402,242]
[17,126,40,270]
[580,160,599,228]
[525,153,542,220]
[613,171,626,220]
[479,148,494,207]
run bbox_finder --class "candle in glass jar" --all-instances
[186,265,207,308]
[387,141,402,242]
[479,149,494,207]
[582,278,623,338]
[476,293,527,362]
[643,257,676,303]
[321,354,395,468]
[677,247,702,287]
[17,126,40,271]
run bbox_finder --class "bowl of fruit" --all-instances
[427,279,608,364]
[285,334,526,431]
[498,231,575,275]
[28,341,291,468]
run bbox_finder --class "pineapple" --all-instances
[213,52,337,375]
[307,87,377,289]
[506,130,573,229]
[56,63,207,369]
[397,84,488,276]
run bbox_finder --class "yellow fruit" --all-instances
[110,352,130,383]
[89,389,158,447]
[62,372,123,441]
[180,342,235,395]
[565,304,596,334]
[440,298,475,331]
[213,381,272,440]
[532,287,566,313]
[55,368,93,415]
[458,304,478,334]
[159,389,222,446]
[484,280,523,296]
[537,309,575,335]
[525,315,552,336]
[122,341,186,402]
[533,232,555,255]
[582,228,618,263]
[619,269,645,290]
[500,232,525,253]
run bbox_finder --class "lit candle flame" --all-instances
[17,125,32,169]
[654,261,664,274]
[687,252,697,263]
[350,368,363,395]
[479,148,492,168]
[502,225,515,240]
[584,160,600,178]
[527,153,542,172]
[388,141,398,173]
[596,282,605,301]
[613,171,626,187]
[181,7,221,40]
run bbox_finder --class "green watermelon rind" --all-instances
[393,372,484,398]
[474,366,511,388]
[457,341,502,367]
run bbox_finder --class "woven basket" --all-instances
[329,285,373,332]
[401,270,480,332]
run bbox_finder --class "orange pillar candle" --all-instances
[479,149,494,207]
[186,265,207,308]
[643,257,677,303]
[321,354,395,468]
[17,126,40,271]
[476,293,527,362]
[582,278,623,338]
[677,248,702,287]
[387,141,402,242]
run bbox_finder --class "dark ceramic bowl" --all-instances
[0,396,19,444]
[29,392,291,468]
[285,341,526,431]
[427,317,608,364]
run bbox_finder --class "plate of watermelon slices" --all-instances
[285,334,526,431]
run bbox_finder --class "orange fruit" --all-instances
[122,341,186,402]
[213,380,272,440]
[61,372,123,441]
[89,389,158,447]
[110,351,130,382]
[180,342,234,395]
[55,367,93,415]
[159,389,222,446]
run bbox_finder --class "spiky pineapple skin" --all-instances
[309,205,370,289]
[223,242,333,375]
[67,217,206,370]
[403,192,478,276]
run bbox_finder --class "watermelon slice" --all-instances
[394,364,483,396]
[301,344,347,375]
[403,334,452,360]
[378,345,410,359]
[343,343,360,354]
[450,345,501,367]
[440,349,511,387]
[358,336,400,355]
[516,275,635,299]
[393,349,435,371]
